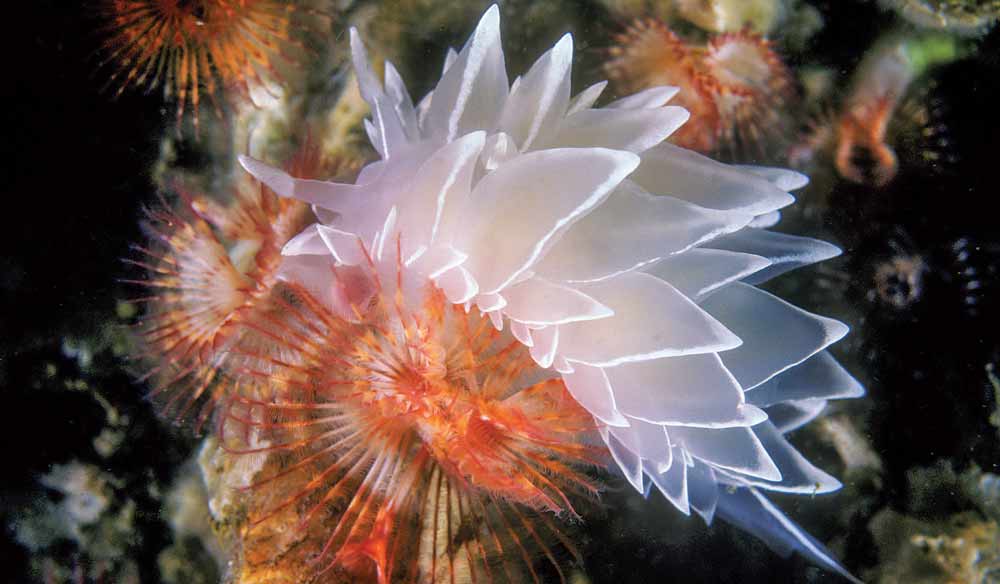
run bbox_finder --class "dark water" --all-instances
[3,1,999,582]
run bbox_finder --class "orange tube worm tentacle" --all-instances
[218,250,604,582]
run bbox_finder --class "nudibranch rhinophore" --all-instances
[185,4,860,582]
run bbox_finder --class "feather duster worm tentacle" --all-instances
[125,176,312,431]
[698,30,796,159]
[604,18,720,153]
[604,20,795,157]
[218,251,603,583]
[97,0,325,133]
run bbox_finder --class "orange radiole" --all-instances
[97,0,312,132]
[834,92,901,186]
[125,178,311,429]
[219,241,603,583]
[605,18,794,156]
[788,35,954,187]
[124,140,353,429]
[831,41,918,187]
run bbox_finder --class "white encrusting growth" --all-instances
[238,5,863,581]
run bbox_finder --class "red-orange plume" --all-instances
[124,175,311,431]
[218,244,605,583]
[97,0,323,133]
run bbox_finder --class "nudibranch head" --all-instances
[219,4,862,582]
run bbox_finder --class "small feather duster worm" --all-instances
[142,5,864,582]
[604,18,795,156]
[127,179,311,429]
[97,0,319,132]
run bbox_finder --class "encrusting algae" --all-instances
[882,0,1000,36]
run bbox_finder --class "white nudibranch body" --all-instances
[240,5,863,581]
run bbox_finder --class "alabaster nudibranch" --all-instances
[228,5,863,582]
